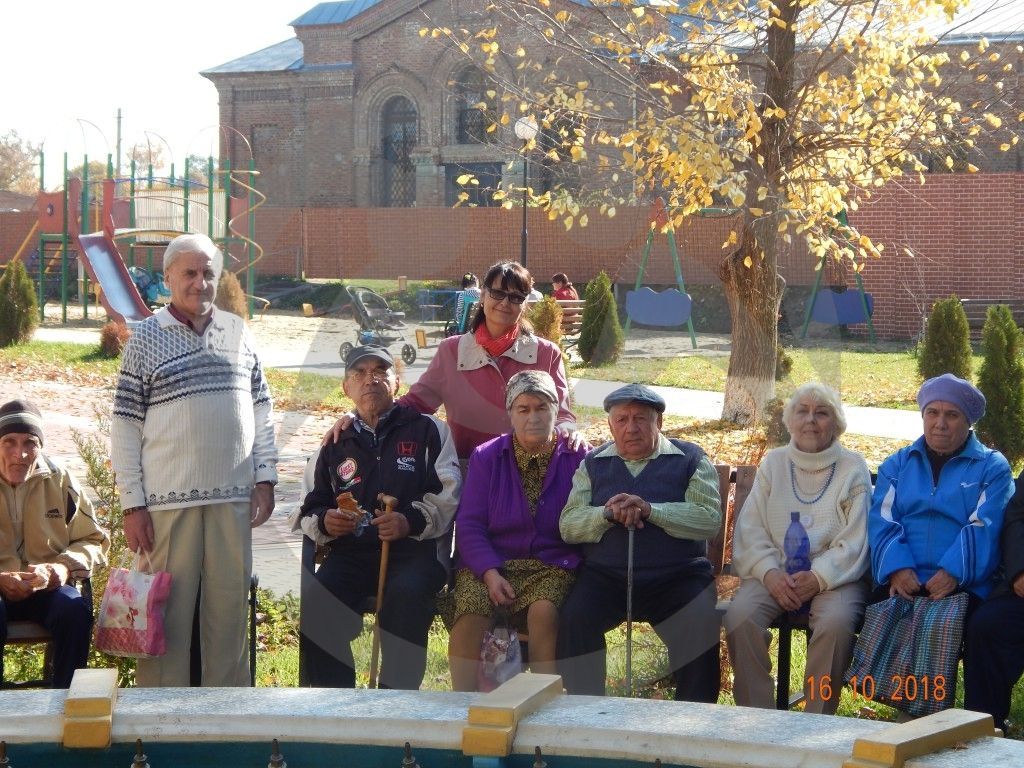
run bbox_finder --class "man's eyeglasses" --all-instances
[486,287,528,305]
[346,368,392,382]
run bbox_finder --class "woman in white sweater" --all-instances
[724,382,871,715]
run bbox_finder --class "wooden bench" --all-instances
[959,298,1024,338]
[555,299,585,340]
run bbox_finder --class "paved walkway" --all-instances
[25,313,922,597]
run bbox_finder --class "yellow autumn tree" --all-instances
[429,0,1022,423]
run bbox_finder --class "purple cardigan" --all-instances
[455,433,586,578]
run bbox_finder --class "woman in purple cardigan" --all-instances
[448,370,588,690]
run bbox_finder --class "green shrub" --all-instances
[0,259,39,347]
[917,295,972,381]
[528,296,563,346]
[976,305,1024,469]
[99,321,131,358]
[578,271,624,365]
[775,346,793,382]
[215,269,249,319]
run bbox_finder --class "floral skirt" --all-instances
[452,559,575,628]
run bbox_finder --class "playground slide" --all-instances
[77,232,153,324]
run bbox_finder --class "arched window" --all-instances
[380,96,417,207]
[453,67,494,145]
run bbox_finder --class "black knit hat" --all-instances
[0,399,44,446]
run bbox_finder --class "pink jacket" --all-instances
[400,332,574,460]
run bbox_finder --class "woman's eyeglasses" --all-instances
[486,287,528,305]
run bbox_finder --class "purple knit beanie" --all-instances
[916,374,986,424]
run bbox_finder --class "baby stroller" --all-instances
[340,285,417,364]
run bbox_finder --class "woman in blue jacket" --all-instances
[868,374,1013,605]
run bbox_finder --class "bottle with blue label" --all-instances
[783,511,812,615]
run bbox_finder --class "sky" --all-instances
[3,1,316,188]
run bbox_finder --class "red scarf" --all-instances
[475,322,519,357]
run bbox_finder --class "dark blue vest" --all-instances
[583,439,710,577]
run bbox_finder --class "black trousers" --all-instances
[0,585,92,688]
[556,564,720,702]
[964,592,1024,729]
[302,544,445,689]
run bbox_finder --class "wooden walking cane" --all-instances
[368,493,398,689]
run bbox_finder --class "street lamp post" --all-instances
[513,117,539,268]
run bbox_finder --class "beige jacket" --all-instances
[0,455,110,580]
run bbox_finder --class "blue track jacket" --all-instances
[868,432,1013,599]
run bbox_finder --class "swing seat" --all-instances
[625,288,692,327]
[810,288,874,325]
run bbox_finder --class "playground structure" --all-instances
[6,151,265,324]
[623,198,699,349]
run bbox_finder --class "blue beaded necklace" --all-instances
[789,460,837,505]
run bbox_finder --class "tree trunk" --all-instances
[719,217,784,425]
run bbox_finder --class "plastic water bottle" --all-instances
[783,511,811,615]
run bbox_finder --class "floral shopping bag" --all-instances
[95,551,172,658]
[477,610,522,692]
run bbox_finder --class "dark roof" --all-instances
[202,38,304,76]
[290,0,382,27]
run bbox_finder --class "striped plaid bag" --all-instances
[845,592,968,717]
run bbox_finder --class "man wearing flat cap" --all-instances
[557,383,722,701]
[0,399,109,687]
[294,345,460,688]
[868,373,1012,604]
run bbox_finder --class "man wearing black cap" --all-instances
[0,398,109,687]
[295,345,460,688]
[557,383,722,701]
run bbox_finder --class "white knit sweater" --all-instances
[732,440,871,591]
[111,307,278,511]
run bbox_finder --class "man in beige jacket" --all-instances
[0,399,109,687]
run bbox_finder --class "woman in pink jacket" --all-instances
[328,261,578,463]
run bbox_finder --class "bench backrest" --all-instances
[709,464,757,576]
[959,299,1024,335]
[555,299,586,336]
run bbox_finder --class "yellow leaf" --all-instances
[564,217,574,231]
[984,113,1002,128]
[570,145,587,161]
[419,28,428,38]
[607,207,616,218]
[749,207,763,217]
[492,190,506,200]
[555,10,570,23]
[577,81,589,90]
[944,155,954,169]
[966,163,979,172]
[580,214,589,227]
[455,174,475,185]
[632,7,645,17]
[743,255,753,268]
[516,47,526,57]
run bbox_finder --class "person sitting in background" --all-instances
[725,383,871,715]
[964,468,1024,732]
[550,273,579,301]
[557,384,722,702]
[453,273,481,334]
[448,371,587,690]
[0,399,109,688]
[295,345,460,689]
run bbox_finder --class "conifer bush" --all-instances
[917,295,972,381]
[99,321,131,358]
[976,304,1024,469]
[215,269,249,319]
[577,270,624,366]
[0,260,39,347]
[528,296,563,347]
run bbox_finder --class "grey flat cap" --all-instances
[603,383,666,413]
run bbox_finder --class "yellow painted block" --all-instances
[468,673,563,728]
[65,668,118,718]
[850,709,993,768]
[462,725,514,757]
[63,715,112,749]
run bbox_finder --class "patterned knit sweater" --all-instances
[732,440,871,591]
[111,307,278,511]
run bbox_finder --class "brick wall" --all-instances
[3,173,1021,339]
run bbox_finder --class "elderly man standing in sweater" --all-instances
[557,384,722,702]
[112,233,278,687]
